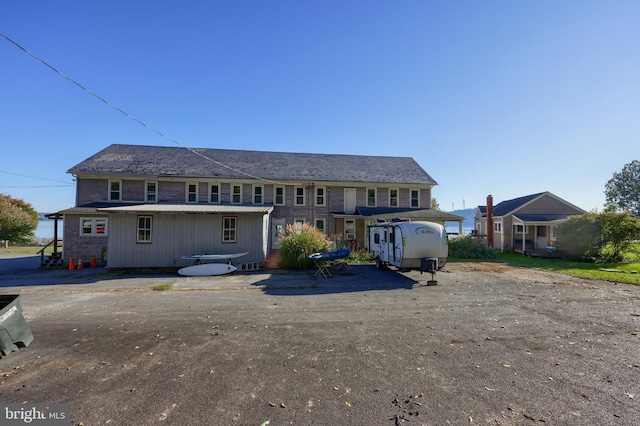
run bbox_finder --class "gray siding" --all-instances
[106,212,269,268]
[517,194,583,215]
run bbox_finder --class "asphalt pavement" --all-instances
[0,255,638,425]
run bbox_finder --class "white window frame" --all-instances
[209,183,220,203]
[314,218,326,234]
[231,184,242,204]
[109,180,121,201]
[295,186,305,206]
[345,219,356,240]
[222,216,237,242]
[253,185,264,204]
[186,182,199,203]
[137,215,153,243]
[145,181,158,203]
[274,186,285,206]
[410,189,420,208]
[80,217,108,236]
[315,186,326,206]
[514,225,529,233]
[366,188,377,207]
[389,188,399,207]
[494,221,502,233]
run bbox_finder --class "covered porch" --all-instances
[332,207,466,249]
[511,214,567,256]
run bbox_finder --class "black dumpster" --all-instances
[0,295,34,358]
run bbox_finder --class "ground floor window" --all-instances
[315,218,326,233]
[137,216,152,243]
[223,216,237,242]
[80,218,108,236]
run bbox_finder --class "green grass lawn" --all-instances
[492,252,640,285]
[0,245,56,255]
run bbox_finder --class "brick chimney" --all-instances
[486,195,494,246]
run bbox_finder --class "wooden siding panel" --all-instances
[517,194,583,215]
[106,213,268,268]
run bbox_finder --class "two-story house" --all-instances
[60,144,463,268]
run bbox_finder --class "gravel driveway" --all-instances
[0,260,638,425]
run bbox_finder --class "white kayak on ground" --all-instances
[178,263,238,276]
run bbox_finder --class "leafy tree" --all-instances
[0,194,39,245]
[431,197,441,211]
[598,211,640,262]
[555,211,640,262]
[605,160,640,216]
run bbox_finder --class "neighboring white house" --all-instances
[475,192,585,253]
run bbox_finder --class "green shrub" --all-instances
[279,224,331,269]
[448,236,497,259]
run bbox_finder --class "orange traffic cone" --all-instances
[91,255,97,268]
[77,258,84,269]
[68,257,75,270]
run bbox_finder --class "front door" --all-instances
[272,218,286,249]
[344,188,356,214]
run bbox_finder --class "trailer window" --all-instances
[374,233,380,244]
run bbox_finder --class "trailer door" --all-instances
[394,226,403,265]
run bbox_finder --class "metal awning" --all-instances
[96,203,274,214]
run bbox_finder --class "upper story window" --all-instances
[410,189,419,208]
[295,186,305,206]
[389,188,399,207]
[231,184,242,204]
[315,187,326,206]
[80,218,108,236]
[274,186,285,206]
[137,216,152,243]
[367,188,377,207]
[253,185,263,204]
[145,181,157,203]
[109,180,121,201]
[186,182,198,203]
[210,183,220,203]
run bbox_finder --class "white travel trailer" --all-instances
[368,220,448,272]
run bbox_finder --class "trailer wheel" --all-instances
[375,256,384,271]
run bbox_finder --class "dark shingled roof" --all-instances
[68,144,438,185]
[477,193,546,217]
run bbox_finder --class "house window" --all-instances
[210,184,220,203]
[109,180,121,201]
[367,188,377,207]
[389,189,398,207]
[80,218,108,236]
[514,225,529,233]
[315,187,326,206]
[345,219,355,240]
[145,181,157,203]
[275,186,285,206]
[223,216,237,242]
[253,185,263,204]
[295,186,305,206]
[411,189,420,208]
[314,218,326,233]
[494,222,502,232]
[137,216,152,243]
[232,184,242,204]
[186,182,198,203]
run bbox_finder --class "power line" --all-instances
[0,170,73,185]
[0,32,288,186]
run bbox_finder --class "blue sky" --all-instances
[1,1,639,213]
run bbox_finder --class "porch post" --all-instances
[521,225,526,253]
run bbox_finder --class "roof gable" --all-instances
[478,192,585,218]
[68,144,438,185]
